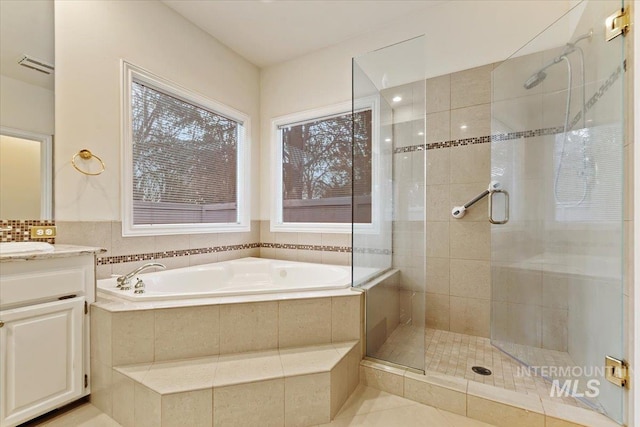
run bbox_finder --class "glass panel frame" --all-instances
[352,36,427,372]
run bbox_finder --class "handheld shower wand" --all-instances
[522,30,593,207]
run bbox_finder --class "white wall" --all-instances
[259,0,572,219]
[0,74,54,135]
[54,0,260,222]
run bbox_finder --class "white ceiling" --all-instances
[0,0,54,90]
[162,0,445,68]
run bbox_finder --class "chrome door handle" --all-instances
[488,189,509,224]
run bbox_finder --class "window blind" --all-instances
[131,81,240,225]
[554,125,622,222]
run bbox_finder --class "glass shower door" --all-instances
[490,0,625,422]
[353,36,427,371]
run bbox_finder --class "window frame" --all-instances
[270,98,379,233]
[121,61,250,236]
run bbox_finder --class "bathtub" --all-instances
[98,257,374,302]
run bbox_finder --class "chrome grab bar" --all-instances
[488,189,509,224]
[451,181,501,219]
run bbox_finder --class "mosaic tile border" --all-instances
[353,247,392,255]
[393,127,564,154]
[96,242,366,265]
[394,64,622,155]
[97,243,261,265]
[260,242,352,253]
[0,220,56,243]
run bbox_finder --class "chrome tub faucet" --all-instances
[116,262,166,290]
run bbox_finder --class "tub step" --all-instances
[110,340,360,427]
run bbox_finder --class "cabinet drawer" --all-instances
[0,256,94,308]
[0,269,85,307]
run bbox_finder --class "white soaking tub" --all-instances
[97,257,372,302]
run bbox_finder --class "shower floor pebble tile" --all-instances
[373,326,601,412]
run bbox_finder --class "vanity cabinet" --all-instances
[0,298,84,427]
[0,250,98,427]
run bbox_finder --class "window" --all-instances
[271,100,377,233]
[122,62,250,236]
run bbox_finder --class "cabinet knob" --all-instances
[0,321,4,328]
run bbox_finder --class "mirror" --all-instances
[0,0,54,219]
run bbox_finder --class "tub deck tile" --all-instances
[114,341,359,395]
[214,350,282,388]
[279,343,342,377]
[113,341,361,427]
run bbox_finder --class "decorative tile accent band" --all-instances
[0,220,56,243]
[96,243,261,265]
[261,243,390,255]
[393,127,563,154]
[260,242,352,253]
[353,247,392,255]
[96,242,373,265]
[394,64,622,155]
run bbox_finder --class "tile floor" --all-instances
[320,385,496,426]
[372,325,603,413]
[20,399,120,427]
[20,386,496,427]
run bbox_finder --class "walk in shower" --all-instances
[353,1,626,424]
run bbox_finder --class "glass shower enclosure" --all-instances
[352,36,427,371]
[352,1,627,424]
[491,0,626,422]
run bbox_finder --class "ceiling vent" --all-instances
[18,55,54,75]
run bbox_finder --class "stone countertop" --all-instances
[0,244,106,262]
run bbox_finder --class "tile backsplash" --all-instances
[258,220,351,266]
[392,64,494,339]
[56,220,260,279]
[54,220,352,279]
[0,219,56,243]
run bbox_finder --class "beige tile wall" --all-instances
[56,220,261,279]
[365,270,401,356]
[258,220,351,266]
[423,64,494,338]
[90,294,362,419]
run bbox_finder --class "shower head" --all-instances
[523,55,566,90]
[523,70,547,90]
[522,30,592,91]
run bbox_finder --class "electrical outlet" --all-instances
[30,225,57,239]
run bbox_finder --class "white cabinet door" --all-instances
[0,297,84,427]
